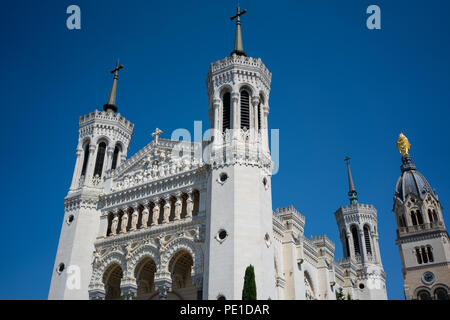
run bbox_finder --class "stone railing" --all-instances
[398,221,444,235]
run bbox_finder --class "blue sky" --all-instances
[1,0,449,300]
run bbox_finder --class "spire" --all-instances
[103,60,124,113]
[345,156,358,204]
[230,6,247,56]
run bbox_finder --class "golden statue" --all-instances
[397,133,411,156]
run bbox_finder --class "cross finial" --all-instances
[152,128,163,143]
[110,60,124,78]
[104,60,125,113]
[230,6,247,56]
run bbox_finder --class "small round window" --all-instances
[359,283,365,289]
[216,229,228,243]
[67,215,74,225]
[219,173,228,183]
[57,263,65,274]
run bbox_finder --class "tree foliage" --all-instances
[242,265,257,300]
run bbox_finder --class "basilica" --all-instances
[48,7,448,300]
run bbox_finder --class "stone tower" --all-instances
[393,133,450,300]
[48,62,134,299]
[203,7,276,299]
[334,157,387,300]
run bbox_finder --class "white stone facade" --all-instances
[49,52,387,300]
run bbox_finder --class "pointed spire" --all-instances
[103,60,124,113]
[230,6,247,56]
[345,156,358,204]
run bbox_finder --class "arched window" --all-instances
[81,143,90,176]
[222,92,231,133]
[421,247,429,263]
[411,211,418,226]
[363,226,372,255]
[240,90,250,130]
[427,246,434,262]
[434,288,449,300]
[428,209,433,223]
[103,264,123,300]
[417,290,432,300]
[417,210,424,225]
[111,144,121,170]
[93,142,107,177]
[351,226,361,256]
[432,210,438,222]
[415,248,423,264]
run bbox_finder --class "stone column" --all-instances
[141,206,149,229]
[347,231,355,260]
[84,144,97,186]
[103,146,114,177]
[193,274,203,300]
[154,273,172,300]
[120,279,138,300]
[89,289,106,300]
[373,232,382,265]
[213,98,221,133]
[174,193,183,221]
[163,196,171,224]
[263,107,270,151]
[405,209,413,227]
[130,207,139,231]
[231,92,240,138]
[359,229,368,264]
[251,96,260,132]
[70,147,83,190]
[152,200,160,226]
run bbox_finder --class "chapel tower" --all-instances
[204,7,276,299]
[393,133,450,300]
[48,62,134,299]
[334,157,387,300]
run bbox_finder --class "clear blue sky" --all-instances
[1,0,449,300]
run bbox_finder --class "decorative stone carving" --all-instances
[130,209,138,231]
[110,214,119,235]
[186,193,194,218]
[152,204,160,226]
[174,194,182,221]
[163,198,171,224]
[120,212,129,234]
[141,208,149,229]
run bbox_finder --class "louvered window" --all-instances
[111,145,121,170]
[240,90,250,130]
[94,142,107,177]
[81,143,90,176]
[222,92,231,132]
[363,226,372,254]
[351,226,360,255]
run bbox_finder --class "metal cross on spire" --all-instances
[104,60,124,113]
[230,6,247,56]
[345,156,358,204]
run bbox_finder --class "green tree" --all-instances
[346,292,352,300]
[242,265,257,300]
[335,288,345,300]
